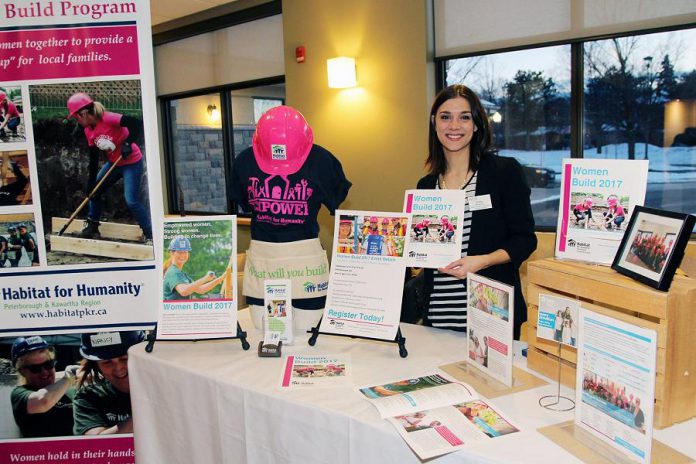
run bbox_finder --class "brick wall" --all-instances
[172,125,254,212]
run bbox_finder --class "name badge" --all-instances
[469,194,492,211]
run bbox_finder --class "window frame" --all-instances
[435,22,696,233]
[160,75,285,216]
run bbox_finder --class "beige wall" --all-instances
[281,0,433,250]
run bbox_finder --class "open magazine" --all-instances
[358,374,519,459]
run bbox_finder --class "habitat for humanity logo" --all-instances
[271,144,287,160]
[329,319,344,328]
[567,238,591,253]
[304,281,328,293]
[408,251,427,258]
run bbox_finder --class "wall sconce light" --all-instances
[490,111,502,123]
[327,57,357,88]
[207,104,220,122]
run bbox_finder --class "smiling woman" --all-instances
[416,84,537,339]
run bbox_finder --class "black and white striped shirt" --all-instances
[427,172,478,331]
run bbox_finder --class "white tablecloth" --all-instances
[128,310,696,464]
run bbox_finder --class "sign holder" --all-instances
[144,322,250,352]
[538,343,575,411]
[307,317,408,358]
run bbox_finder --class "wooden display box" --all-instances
[526,258,696,429]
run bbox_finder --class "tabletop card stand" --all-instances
[307,318,408,358]
[145,322,250,353]
[538,342,575,411]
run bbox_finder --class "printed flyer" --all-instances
[156,216,238,340]
[575,308,657,464]
[280,354,350,389]
[555,159,648,265]
[319,210,408,341]
[0,1,162,462]
[402,189,466,268]
[466,273,514,386]
[263,279,293,345]
[537,293,580,348]
[359,374,519,459]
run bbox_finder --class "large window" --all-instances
[446,45,571,227]
[443,27,696,231]
[163,80,285,215]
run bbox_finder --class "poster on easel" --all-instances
[318,210,408,341]
[465,273,514,387]
[575,308,657,464]
[156,216,238,340]
[555,159,648,265]
[0,1,162,462]
[402,189,466,268]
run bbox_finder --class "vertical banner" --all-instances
[319,210,408,341]
[0,1,163,463]
[555,159,648,265]
[156,216,238,340]
[575,308,657,464]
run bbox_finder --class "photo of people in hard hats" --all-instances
[162,219,236,302]
[0,151,31,206]
[30,80,154,266]
[409,214,459,244]
[0,86,25,143]
[0,330,144,439]
[0,213,40,268]
[336,214,406,257]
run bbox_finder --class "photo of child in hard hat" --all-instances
[9,336,80,438]
[73,330,144,435]
[0,151,31,206]
[0,87,24,142]
[163,236,228,300]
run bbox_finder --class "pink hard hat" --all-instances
[252,105,314,176]
[0,91,6,105]
[422,219,431,226]
[584,197,594,207]
[607,195,618,207]
[369,216,378,223]
[440,215,449,224]
[382,218,389,224]
[67,92,94,118]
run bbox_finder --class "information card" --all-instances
[402,189,466,268]
[555,159,648,265]
[156,216,238,340]
[319,210,407,341]
[575,308,657,464]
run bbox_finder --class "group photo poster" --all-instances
[536,293,580,348]
[319,210,408,341]
[555,159,648,265]
[466,273,514,387]
[0,1,162,462]
[0,0,163,336]
[402,189,466,268]
[156,216,238,340]
[575,308,657,464]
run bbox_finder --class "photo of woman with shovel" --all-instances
[66,92,152,243]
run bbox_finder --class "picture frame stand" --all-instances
[144,321,251,353]
[307,317,408,358]
[538,342,575,411]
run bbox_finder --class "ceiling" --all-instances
[150,0,237,26]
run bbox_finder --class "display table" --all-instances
[128,310,696,464]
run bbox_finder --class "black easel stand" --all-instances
[145,321,250,353]
[307,317,408,358]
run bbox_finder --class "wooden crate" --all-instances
[526,258,696,429]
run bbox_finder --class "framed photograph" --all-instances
[611,206,695,291]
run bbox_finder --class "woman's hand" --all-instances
[437,255,490,279]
